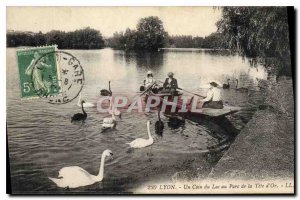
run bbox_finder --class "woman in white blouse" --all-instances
[201,81,223,109]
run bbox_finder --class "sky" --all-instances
[7,7,222,37]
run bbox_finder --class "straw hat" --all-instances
[168,72,174,77]
[209,80,222,87]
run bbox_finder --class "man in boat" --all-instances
[162,72,178,98]
[201,81,223,109]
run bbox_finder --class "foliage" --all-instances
[135,16,168,50]
[107,16,228,50]
[217,7,292,76]
[7,27,105,49]
[168,33,228,49]
[107,16,168,51]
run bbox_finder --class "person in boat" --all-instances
[162,72,178,97]
[145,71,155,87]
[143,70,159,93]
[201,81,223,109]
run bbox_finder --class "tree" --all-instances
[217,7,291,76]
[67,27,105,49]
[135,16,168,50]
[45,30,66,48]
[123,28,138,51]
[106,16,168,51]
[107,31,125,49]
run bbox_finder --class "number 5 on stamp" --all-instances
[16,46,60,99]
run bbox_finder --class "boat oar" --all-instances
[177,87,205,98]
[128,81,156,107]
[157,80,205,98]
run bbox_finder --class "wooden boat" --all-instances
[148,91,183,97]
[200,106,241,117]
[146,91,241,118]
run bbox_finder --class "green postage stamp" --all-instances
[16,46,60,99]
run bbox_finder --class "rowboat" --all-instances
[138,80,241,118]
[200,106,241,117]
[146,91,241,118]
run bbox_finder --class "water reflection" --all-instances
[114,51,164,69]
[167,117,186,130]
[161,48,235,56]
[202,49,234,56]
[135,51,164,69]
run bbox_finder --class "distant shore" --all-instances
[159,48,230,51]
[7,47,230,52]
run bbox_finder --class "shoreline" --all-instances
[206,77,294,186]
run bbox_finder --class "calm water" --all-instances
[7,48,267,194]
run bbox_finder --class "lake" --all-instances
[7,48,267,193]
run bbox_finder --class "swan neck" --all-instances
[158,111,161,121]
[109,99,116,119]
[109,98,112,110]
[111,110,115,120]
[112,112,115,120]
[82,102,86,115]
[109,81,111,94]
[147,123,152,140]
[78,93,81,104]
[97,153,106,181]
[236,79,238,88]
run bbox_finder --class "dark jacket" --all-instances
[163,78,178,89]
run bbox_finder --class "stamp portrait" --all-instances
[16,46,60,99]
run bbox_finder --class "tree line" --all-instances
[7,16,227,50]
[7,27,105,49]
[167,33,228,49]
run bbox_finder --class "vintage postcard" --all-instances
[6,6,294,194]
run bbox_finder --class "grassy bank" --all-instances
[208,77,294,180]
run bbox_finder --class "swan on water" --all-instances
[155,109,164,135]
[101,81,122,117]
[49,149,113,189]
[108,98,122,118]
[100,81,112,96]
[222,78,230,89]
[77,92,95,108]
[102,103,117,129]
[256,78,268,90]
[71,100,87,122]
[127,121,153,148]
[235,79,248,93]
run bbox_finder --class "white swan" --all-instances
[49,149,113,189]
[127,121,153,148]
[108,98,121,117]
[77,92,95,108]
[102,109,116,129]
